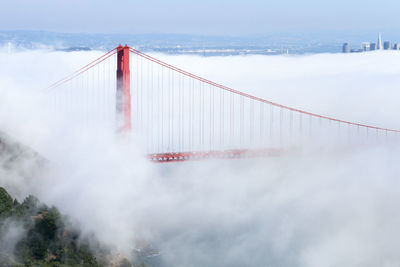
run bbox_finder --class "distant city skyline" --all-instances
[343,33,400,53]
[1,0,400,35]
[3,30,400,56]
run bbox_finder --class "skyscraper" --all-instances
[394,43,400,50]
[384,41,393,50]
[362,42,370,51]
[370,43,377,51]
[377,33,383,50]
[342,43,350,53]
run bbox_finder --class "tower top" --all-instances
[377,33,383,50]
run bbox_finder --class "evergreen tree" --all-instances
[0,187,103,267]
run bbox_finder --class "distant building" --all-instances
[341,33,400,53]
[377,33,383,50]
[342,43,350,53]
[361,42,370,51]
[384,41,393,50]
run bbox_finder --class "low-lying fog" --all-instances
[1,47,400,267]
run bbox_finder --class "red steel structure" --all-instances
[116,45,131,132]
[46,45,400,163]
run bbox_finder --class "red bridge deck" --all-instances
[148,148,284,163]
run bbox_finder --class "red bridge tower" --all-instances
[116,45,131,132]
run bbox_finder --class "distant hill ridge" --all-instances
[0,131,46,171]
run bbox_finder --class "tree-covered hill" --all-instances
[0,187,104,267]
[0,133,146,267]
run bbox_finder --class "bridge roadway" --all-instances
[148,148,286,163]
[0,131,285,164]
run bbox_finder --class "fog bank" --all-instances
[1,48,400,266]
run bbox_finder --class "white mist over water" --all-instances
[1,47,400,266]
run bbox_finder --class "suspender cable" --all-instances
[240,96,244,148]
[250,99,254,146]
[280,108,283,148]
[199,80,202,151]
[260,102,264,146]
[202,82,205,150]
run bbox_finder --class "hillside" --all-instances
[0,134,142,267]
[0,132,45,175]
[0,186,104,266]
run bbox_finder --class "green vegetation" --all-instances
[119,258,133,267]
[0,187,102,267]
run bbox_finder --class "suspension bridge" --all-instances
[45,45,400,162]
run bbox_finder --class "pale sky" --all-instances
[1,0,400,35]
